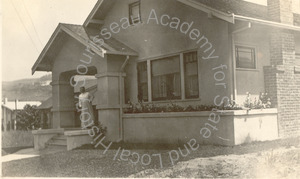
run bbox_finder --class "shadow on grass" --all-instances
[76,137,300,158]
[2,137,299,178]
[2,146,33,156]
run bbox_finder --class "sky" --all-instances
[2,0,97,81]
[1,0,295,82]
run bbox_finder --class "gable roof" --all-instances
[84,0,300,31]
[182,0,300,26]
[200,0,300,26]
[192,0,269,20]
[84,0,117,28]
[177,0,300,31]
[32,23,137,74]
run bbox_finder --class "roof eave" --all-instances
[106,51,138,56]
[234,15,300,32]
[177,0,235,23]
[32,24,109,75]
[178,0,300,32]
[83,0,104,27]
[32,24,63,75]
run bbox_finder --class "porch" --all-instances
[32,128,92,151]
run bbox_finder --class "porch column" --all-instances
[95,72,126,142]
[51,81,76,128]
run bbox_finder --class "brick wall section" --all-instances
[263,66,278,108]
[269,30,295,66]
[294,13,300,26]
[264,58,300,137]
[276,66,300,137]
[268,0,294,24]
[265,0,300,137]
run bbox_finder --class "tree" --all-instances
[16,104,41,131]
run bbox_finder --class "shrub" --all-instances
[244,92,271,109]
[124,92,272,114]
[16,104,41,131]
[124,100,242,114]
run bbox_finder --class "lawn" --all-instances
[2,137,300,178]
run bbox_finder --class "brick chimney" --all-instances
[268,0,294,24]
[264,0,300,138]
[267,0,295,66]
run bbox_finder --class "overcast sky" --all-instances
[0,0,272,82]
[2,0,97,81]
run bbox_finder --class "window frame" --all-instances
[184,51,199,99]
[151,55,181,101]
[235,44,257,70]
[137,49,200,103]
[137,61,148,102]
[129,1,141,25]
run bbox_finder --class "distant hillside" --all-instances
[2,74,52,101]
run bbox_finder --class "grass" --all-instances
[2,137,300,177]
[2,131,33,148]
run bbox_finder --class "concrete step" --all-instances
[65,128,82,131]
[47,135,67,146]
[53,135,67,140]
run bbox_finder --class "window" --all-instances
[137,62,148,101]
[137,51,199,102]
[151,56,181,101]
[184,52,199,99]
[235,45,256,69]
[129,1,141,25]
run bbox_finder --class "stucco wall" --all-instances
[234,111,278,145]
[123,111,235,146]
[123,109,278,146]
[90,0,233,106]
[233,25,271,104]
[50,35,106,128]
[52,36,103,80]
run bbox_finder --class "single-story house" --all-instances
[2,105,15,131]
[2,98,41,131]
[31,0,300,150]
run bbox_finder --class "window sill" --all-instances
[129,21,143,27]
[236,68,260,72]
[144,98,201,104]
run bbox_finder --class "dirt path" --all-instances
[131,147,300,178]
